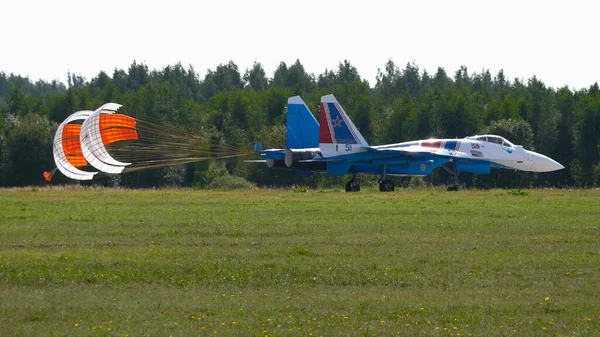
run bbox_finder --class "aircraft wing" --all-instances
[298,144,472,166]
[368,145,438,156]
[298,145,441,164]
[368,144,472,159]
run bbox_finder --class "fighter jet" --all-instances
[252,95,564,192]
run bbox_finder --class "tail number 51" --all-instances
[335,144,353,151]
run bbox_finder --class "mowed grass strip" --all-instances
[0,187,598,336]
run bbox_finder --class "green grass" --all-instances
[0,187,599,336]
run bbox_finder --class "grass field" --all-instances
[0,187,599,336]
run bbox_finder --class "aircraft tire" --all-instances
[379,180,395,192]
[346,181,360,192]
[447,185,459,191]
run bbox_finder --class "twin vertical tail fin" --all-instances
[286,96,319,149]
[319,94,368,157]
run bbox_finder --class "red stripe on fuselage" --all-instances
[421,141,442,149]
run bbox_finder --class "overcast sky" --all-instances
[2,0,598,90]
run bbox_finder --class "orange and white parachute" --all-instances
[45,102,250,181]
[80,103,139,174]
[50,110,98,181]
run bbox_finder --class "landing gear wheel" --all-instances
[378,179,395,192]
[345,180,360,192]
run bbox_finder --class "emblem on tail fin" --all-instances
[319,94,368,146]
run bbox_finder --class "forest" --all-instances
[0,59,599,188]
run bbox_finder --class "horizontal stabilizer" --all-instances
[326,160,352,176]
[299,157,344,162]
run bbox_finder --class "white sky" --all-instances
[1,0,598,90]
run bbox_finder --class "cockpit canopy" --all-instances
[465,135,515,147]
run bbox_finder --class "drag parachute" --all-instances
[80,103,137,174]
[45,102,250,181]
[48,110,99,181]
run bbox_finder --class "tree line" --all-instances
[1,59,599,188]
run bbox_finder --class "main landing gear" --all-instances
[378,164,395,192]
[378,179,395,192]
[442,163,460,191]
[345,174,360,192]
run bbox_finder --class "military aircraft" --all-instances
[252,95,564,192]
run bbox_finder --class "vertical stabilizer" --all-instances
[287,96,319,149]
[319,94,368,157]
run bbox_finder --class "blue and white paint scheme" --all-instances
[251,94,564,191]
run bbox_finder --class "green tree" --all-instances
[553,87,575,185]
[317,69,336,89]
[571,90,600,186]
[203,61,243,95]
[127,61,150,91]
[262,88,292,124]
[112,69,128,93]
[7,87,29,115]
[384,92,413,143]
[243,62,268,92]
[1,114,56,186]
[374,59,399,103]
[67,72,86,89]
[47,89,77,123]
[271,60,315,94]
[438,90,478,138]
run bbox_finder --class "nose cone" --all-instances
[526,151,565,172]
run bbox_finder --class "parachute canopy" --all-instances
[47,102,250,181]
[80,103,136,174]
[52,110,98,181]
